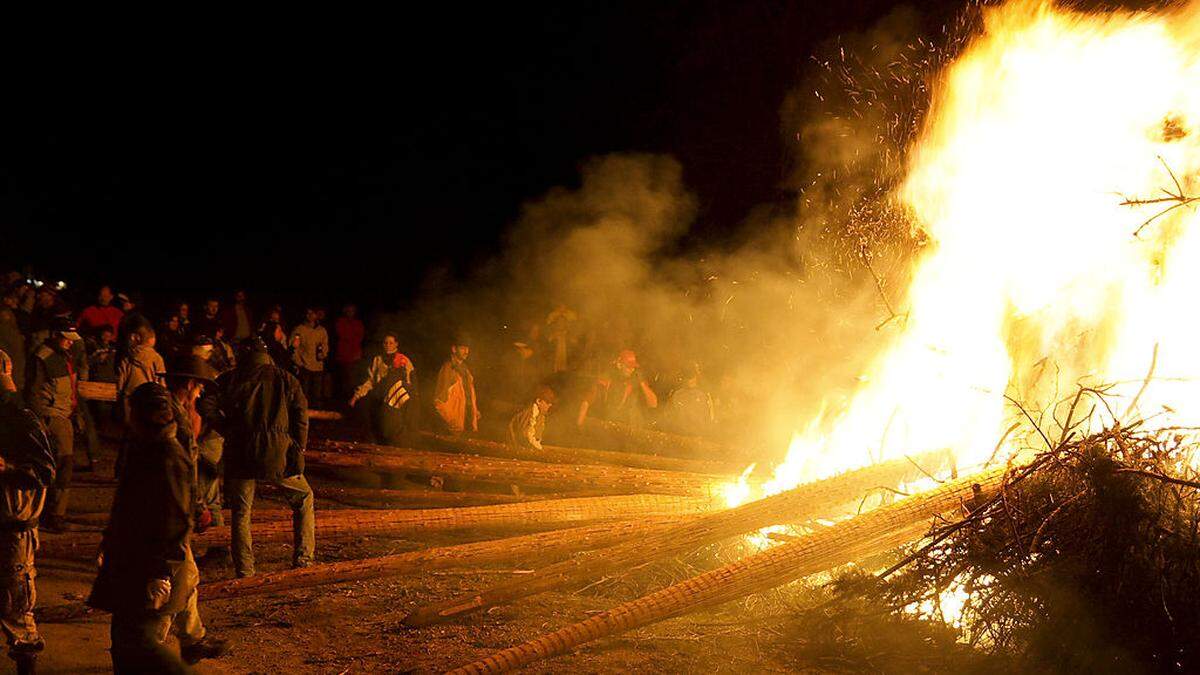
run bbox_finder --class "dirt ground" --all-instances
[33,423,806,674]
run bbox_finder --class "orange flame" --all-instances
[733,0,1200,508]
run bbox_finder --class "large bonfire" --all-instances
[754,0,1200,496]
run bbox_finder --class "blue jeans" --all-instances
[226,475,315,577]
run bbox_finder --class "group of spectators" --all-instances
[0,270,724,673]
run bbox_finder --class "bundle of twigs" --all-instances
[779,424,1200,673]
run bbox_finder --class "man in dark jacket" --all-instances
[221,338,314,577]
[23,318,81,532]
[87,383,226,672]
[87,381,225,667]
[0,349,54,675]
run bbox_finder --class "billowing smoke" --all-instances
[383,9,944,461]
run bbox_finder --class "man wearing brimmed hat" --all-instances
[162,356,224,532]
[0,349,55,674]
[23,317,82,533]
[221,337,313,577]
[88,382,227,670]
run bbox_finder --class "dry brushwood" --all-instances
[801,425,1200,673]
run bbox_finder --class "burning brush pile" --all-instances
[779,423,1200,673]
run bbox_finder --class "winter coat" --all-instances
[88,422,198,615]
[354,352,415,405]
[333,317,365,365]
[116,346,165,421]
[25,342,76,419]
[507,401,546,451]
[220,352,309,481]
[0,308,25,389]
[0,393,55,528]
[220,304,254,341]
[78,304,124,335]
[434,359,479,433]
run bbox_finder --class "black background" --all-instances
[1,2,955,311]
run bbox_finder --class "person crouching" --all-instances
[507,386,557,452]
[87,382,226,672]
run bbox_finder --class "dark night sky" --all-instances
[1,2,953,309]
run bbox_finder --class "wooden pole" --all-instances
[35,517,693,623]
[200,516,688,601]
[39,493,723,558]
[76,380,116,402]
[415,432,748,476]
[445,462,1014,674]
[300,485,608,509]
[402,449,953,627]
[578,418,739,460]
[306,443,742,497]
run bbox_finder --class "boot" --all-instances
[181,637,229,664]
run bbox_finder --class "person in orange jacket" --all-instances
[433,336,480,435]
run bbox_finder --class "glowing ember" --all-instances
[732,0,1200,511]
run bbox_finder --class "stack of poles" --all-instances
[49,393,974,666]
[447,461,1016,674]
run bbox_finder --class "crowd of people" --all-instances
[0,272,723,673]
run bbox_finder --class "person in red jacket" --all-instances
[333,304,364,402]
[78,286,124,336]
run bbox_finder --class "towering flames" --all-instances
[760,0,1200,499]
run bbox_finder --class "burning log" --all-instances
[306,443,739,497]
[446,462,1017,674]
[416,432,747,476]
[402,449,953,627]
[39,493,722,558]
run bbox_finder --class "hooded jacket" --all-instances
[0,393,55,529]
[88,420,197,615]
[220,351,309,481]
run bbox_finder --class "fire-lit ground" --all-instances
[35,434,801,674]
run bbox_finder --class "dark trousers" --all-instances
[298,368,324,410]
[42,416,73,518]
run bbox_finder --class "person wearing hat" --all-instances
[576,349,659,429]
[162,356,224,531]
[220,337,313,577]
[23,317,82,532]
[507,385,557,452]
[433,335,480,434]
[0,349,55,674]
[87,382,227,671]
